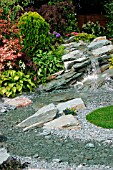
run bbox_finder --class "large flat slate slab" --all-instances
[17,103,57,128]
[43,115,80,129]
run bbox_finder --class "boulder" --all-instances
[92,45,113,57]
[62,50,84,61]
[41,70,82,92]
[17,103,57,128]
[3,96,32,108]
[0,148,10,165]
[88,39,111,51]
[100,64,109,72]
[92,36,106,42]
[72,60,91,70]
[64,56,88,70]
[57,98,85,114]
[43,115,80,129]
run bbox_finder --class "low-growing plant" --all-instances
[82,21,106,37]
[0,70,35,97]
[108,54,113,69]
[63,108,76,115]
[18,11,51,56]
[70,32,96,43]
[33,46,64,84]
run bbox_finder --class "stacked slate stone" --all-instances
[41,36,113,91]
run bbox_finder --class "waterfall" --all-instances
[74,58,101,91]
[82,57,101,82]
[91,58,101,75]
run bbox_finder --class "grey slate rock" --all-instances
[72,60,91,70]
[17,103,57,128]
[88,39,111,51]
[57,98,85,114]
[62,50,84,61]
[0,148,10,165]
[92,45,113,57]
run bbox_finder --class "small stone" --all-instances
[52,158,62,163]
[42,130,51,136]
[33,154,39,158]
[85,143,95,148]
[0,108,7,113]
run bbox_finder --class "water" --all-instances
[74,58,101,90]
[91,58,101,75]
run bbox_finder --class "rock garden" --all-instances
[1,0,113,170]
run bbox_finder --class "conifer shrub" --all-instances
[18,11,51,56]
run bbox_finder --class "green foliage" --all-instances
[33,46,64,84]
[82,21,106,37]
[0,0,29,20]
[63,108,76,116]
[18,11,51,56]
[38,1,79,36]
[86,105,113,129]
[0,70,35,97]
[105,1,113,38]
[48,0,67,5]
[49,32,64,47]
[74,33,96,43]
[108,54,113,69]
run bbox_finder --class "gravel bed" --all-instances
[1,88,113,170]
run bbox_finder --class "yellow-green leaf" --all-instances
[13,76,19,81]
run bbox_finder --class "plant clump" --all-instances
[63,108,77,116]
[82,21,106,37]
[0,70,35,97]
[66,32,96,43]
[18,11,51,56]
[33,45,64,84]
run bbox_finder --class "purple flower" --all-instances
[53,31,57,35]
[56,33,61,38]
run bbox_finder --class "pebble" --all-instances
[85,143,95,148]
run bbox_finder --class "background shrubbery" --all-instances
[38,1,79,35]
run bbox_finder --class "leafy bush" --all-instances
[0,0,29,20]
[66,32,96,43]
[105,1,113,38]
[33,46,64,84]
[82,21,106,37]
[38,1,79,35]
[18,11,51,56]
[0,70,35,97]
[0,9,19,40]
[0,38,24,73]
